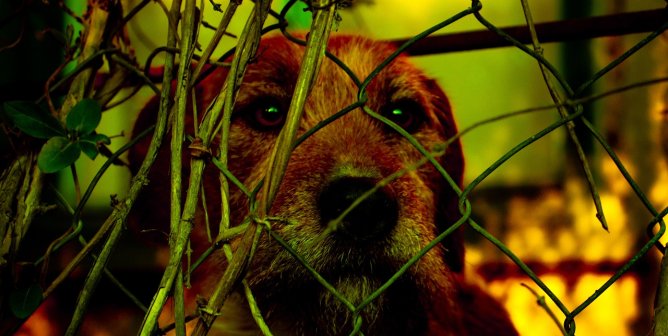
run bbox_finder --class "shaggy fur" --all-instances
[130,34,517,335]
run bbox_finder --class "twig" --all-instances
[191,0,241,83]
[203,0,243,269]
[38,0,115,305]
[58,0,109,122]
[191,0,273,333]
[566,207,667,328]
[519,0,608,231]
[64,207,124,336]
[174,267,186,336]
[520,283,567,335]
[460,109,589,320]
[69,165,81,204]
[41,125,154,299]
[49,188,148,313]
[0,20,24,52]
[167,0,199,333]
[1,156,42,281]
[137,0,186,332]
[260,0,338,210]
[655,241,668,336]
[37,49,120,104]
[0,158,28,258]
[57,0,84,24]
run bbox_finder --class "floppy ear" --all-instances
[423,78,466,273]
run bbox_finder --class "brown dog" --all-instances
[130,34,517,336]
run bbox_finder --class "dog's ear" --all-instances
[127,90,172,244]
[423,78,464,184]
[423,78,466,273]
[128,64,228,245]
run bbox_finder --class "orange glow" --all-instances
[484,275,639,336]
[469,161,652,335]
[650,160,668,247]
[16,302,58,336]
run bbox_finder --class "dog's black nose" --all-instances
[318,177,399,241]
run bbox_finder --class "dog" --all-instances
[130,34,518,336]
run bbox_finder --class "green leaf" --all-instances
[2,101,65,139]
[66,98,101,135]
[81,132,111,145]
[79,140,99,160]
[78,133,112,160]
[9,283,43,319]
[37,136,81,173]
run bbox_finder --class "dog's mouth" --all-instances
[252,175,420,284]
[253,264,428,335]
[242,171,436,334]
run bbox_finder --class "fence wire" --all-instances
[1,0,667,335]
[143,1,668,334]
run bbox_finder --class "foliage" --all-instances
[2,99,110,173]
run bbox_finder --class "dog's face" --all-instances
[132,35,486,335]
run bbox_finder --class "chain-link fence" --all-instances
[1,0,667,335]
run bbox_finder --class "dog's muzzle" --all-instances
[317,177,399,242]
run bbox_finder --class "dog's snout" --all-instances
[318,177,398,241]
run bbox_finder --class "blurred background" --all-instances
[2,0,667,335]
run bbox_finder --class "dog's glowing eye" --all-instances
[382,100,424,132]
[244,99,286,130]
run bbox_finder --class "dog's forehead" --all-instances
[249,35,427,97]
[325,35,398,79]
[232,34,446,131]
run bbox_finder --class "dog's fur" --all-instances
[130,34,517,335]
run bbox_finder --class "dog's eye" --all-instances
[243,98,286,130]
[381,100,424,133]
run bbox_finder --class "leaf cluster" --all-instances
[2,99,110,173]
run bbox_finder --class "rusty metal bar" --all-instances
[389,8,667,55]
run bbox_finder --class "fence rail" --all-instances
[391,8,668,54]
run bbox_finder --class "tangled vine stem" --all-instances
[260,0,339,211]
[520,0,608,233]
[190,0,273,334]
[137,0,187,333]
[656,234,668,336]
[167,0,200,332]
